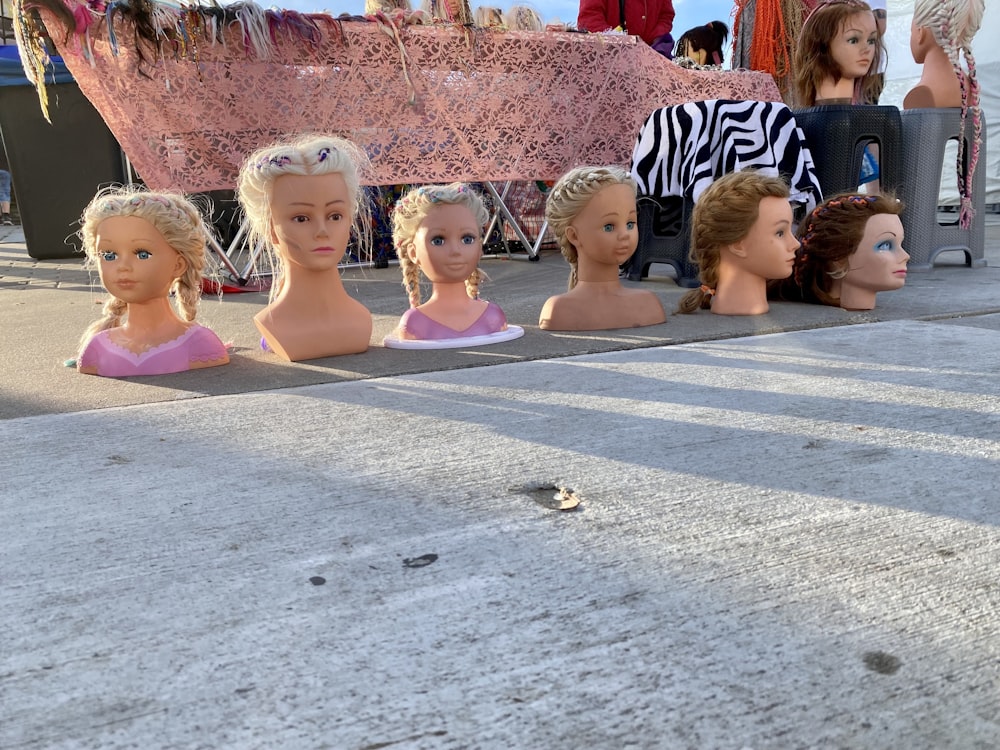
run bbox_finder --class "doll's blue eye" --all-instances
[627,221,636,231]
[136,250,152,260]
[875,240,895,252]
[602,223,615,232]
[429,235,445,246]
[461,234,477,245]
[101,251,117,261]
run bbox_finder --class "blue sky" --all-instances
[274,0,739,41]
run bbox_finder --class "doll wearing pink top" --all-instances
[76,188,229,377]
[385,183,522,348]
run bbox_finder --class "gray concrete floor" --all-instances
[2,220,999,749]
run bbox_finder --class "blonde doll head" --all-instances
[79,186,211,332]
[236,134,372,301]
[504,4,543,32]
[544,165,637,291]
[474,5,504,27]
[392,183,490,306]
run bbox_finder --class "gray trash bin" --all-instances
[0,81,125,259]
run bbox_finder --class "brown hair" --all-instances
[771,192,903,306]
[677,172,791,313]
[794,0,883,106]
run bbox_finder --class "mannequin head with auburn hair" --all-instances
[772,192,907,310]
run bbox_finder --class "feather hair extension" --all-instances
[12,0,55,121]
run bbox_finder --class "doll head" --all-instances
[505,5,543,32]
[786,192,905,307]
[678,172,792,313]
[392,183,490,307]
[421,0,473,24]
[474,5,504,27]
[366,0,412,12]
[794,0,883,106]
[545,165,637,291]
[675,21,730,66]
[79,186,211,340]
[237,134,372,300]
[912,0,984,227]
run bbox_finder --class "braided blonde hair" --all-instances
[913,0,985,228]
[392,183,489,307]
[677,171,791,313]
[237,133,373,302]
[78,186,212,354]
[544,165,637,291]
[504,5,543,31]
[421,0,473,24]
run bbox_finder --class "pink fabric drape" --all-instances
[37,9,781,191]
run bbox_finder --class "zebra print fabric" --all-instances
[630,99,823,214]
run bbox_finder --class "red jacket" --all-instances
[577,0,675,46]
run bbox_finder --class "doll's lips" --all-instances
[893,270,907,276]
[312,246,337,253]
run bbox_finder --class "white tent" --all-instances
[881,0,999,206]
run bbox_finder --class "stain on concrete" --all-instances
[863,651,902,674]
[402,553,438,568]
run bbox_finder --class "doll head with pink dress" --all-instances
[76,187,229,377]
[385,183,522,347]
[237,133,374,361]
[794,0,883,106]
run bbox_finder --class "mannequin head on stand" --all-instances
[794,0,883,106]
[905,0,984,227]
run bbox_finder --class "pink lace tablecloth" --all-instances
[37,9,780,191]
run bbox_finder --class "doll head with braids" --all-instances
[794,0,884,106]
[76,186,230,376]
[544,165,637,292]
[773,192,907,311]
[504,5,543,32]
[387,183,515,343]
[905,0,984,228]
[421,0,473,24]
[538,165,665,331]
[677,171,797,316]
[237,133,374,361]
[393,183,489,308]
[474,5,504,27]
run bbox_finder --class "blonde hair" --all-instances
[421,0,473,24]
[505,4,543,31]
[677,171,791,313]
[78,186,212,354]
[474,5,504,27]
[794,0,884,106]
[236,133,372,302]
[392,183,490,307]
[912,0,984,227]
[545,165,637,291]
[365,0,412,12]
